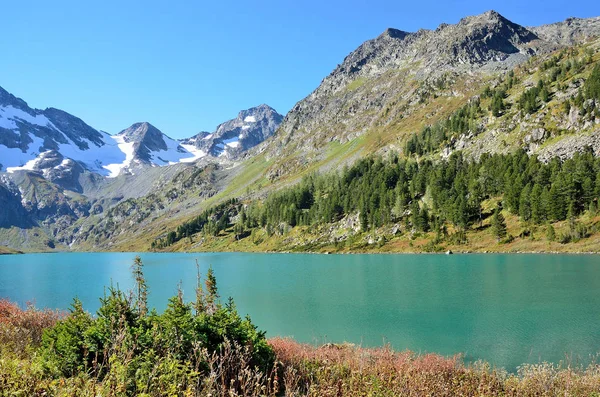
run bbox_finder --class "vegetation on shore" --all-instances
[1,258,600,395]
[153,148,600,254]
[0,246,22,255]
[147,54,600,255]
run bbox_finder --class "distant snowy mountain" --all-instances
[181,104,283,158]
[0,86,124,176]
[0,86,201,178]
[105,122,204,177]
[0,86,281,180]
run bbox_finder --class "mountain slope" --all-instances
[262,11,599,180]
[2,10,600,254]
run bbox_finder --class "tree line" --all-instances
[158,148,600,248]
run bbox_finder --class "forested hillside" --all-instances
[154,48,600,253]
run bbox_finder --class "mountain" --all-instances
[1,10,600,253]
[0,86,280,178]
[181,105,283,158]
[263,11,600,179]
[0,86,122,175]
[530,16,600,45]
[0,88,201,178]
[103,122,204,177]
[0,85,281,249]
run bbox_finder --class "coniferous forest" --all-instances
[156,148,600,250]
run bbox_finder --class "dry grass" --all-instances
[2,301,600,395]
[270,338,600,396]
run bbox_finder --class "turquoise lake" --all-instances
[1,252,599,371]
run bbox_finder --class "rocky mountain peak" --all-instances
[120,121,160,139]
[269,11,599,172]
[530,15,600,45]
[118,122,172,162]
[0,86,29,111]
[183,105,283,159]
[381,28,410,40]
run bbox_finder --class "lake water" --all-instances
[1,252,599,371]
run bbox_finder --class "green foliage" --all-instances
[585,65,600,100]
[39,258,274,393]
[39,299,93,377]
[491,206,507,241]
[406,99,482,156]
[154,198,239,248]
[518,80,550,114]
[161,146,600,249]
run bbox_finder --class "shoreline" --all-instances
[4,248,600,255]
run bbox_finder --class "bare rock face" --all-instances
[538,129,600,162]
[265,10,599,177]
[530,16,600,45]
[0,176,30,228]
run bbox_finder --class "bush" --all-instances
[0,299,63,357]
[38,258,275,394]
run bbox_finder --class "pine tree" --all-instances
[530,184,544,224]
[205,266,219,313]
[131,256,148,316]
[491,206,507,241]
[519,184,532,222]
[359,205,369,232]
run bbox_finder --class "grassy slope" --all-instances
[0,245,22,254]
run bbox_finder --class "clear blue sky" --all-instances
[0,0,597,138]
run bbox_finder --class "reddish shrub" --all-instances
[0,299,64,348]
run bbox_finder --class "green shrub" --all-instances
[39,257,275,393]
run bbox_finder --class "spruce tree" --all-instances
[491,206,507,241]
[205,266,219,313]
[131,256,148,316]
[194,260,206,315]
[519,184,532,222]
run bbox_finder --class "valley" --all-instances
[1,11,600,254]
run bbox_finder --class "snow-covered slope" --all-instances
[0,86,280,180]
[107,122,204,176]
[0,86,202,178]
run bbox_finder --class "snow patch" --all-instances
[243,115,256,123]
[102,135,135,177]
[203,134,213,140]
[241,125,250,130]
[222,137,240,148]
[6,155,43,173]
[2,136,46,172]
[0,106,54,130]
[179,144,206,163]
[148,135,200,165]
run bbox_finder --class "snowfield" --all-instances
[0,105,55,130]
[0,105,205,177]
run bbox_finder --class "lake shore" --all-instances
[0,246,22,255]
[1,296,600,396]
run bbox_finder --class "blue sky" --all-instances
[0,1,597,138]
